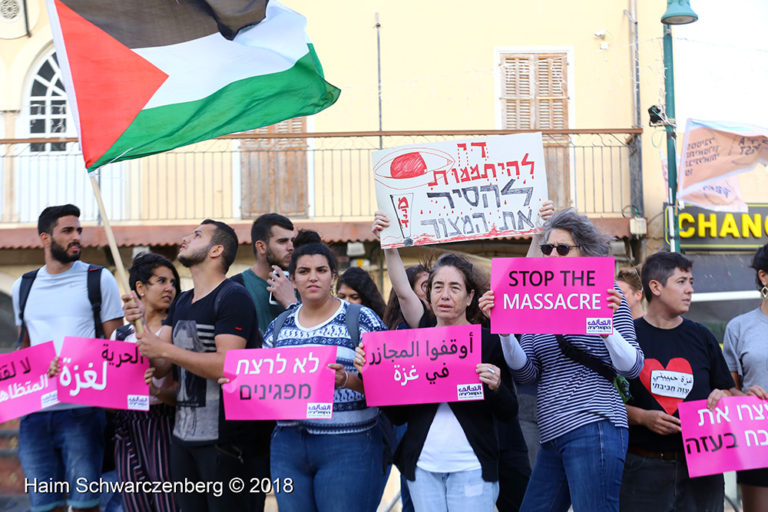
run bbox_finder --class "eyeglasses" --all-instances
[540,243,579,256]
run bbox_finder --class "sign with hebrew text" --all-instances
[222,346,337,420]
[360,324,483,406]
[373,133,549,248]
[679,396,768,477]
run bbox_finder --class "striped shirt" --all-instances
[512,284,642,443]
[264,300,385,435]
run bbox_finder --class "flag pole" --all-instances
[88,172,144,335]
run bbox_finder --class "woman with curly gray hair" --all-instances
[481,205,643,512]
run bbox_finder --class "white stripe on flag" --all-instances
[136,1,310,109]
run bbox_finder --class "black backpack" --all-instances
[16,264,104,348]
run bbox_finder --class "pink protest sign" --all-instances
[58,336,150,411]
[360,324,484,406]
[490,257,615,335]
[0,342,58,422]
[222,346,336,421]
[679,396,768,478]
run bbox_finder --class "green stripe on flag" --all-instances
[90,47,339,170]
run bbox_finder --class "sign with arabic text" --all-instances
[222,346,337,420]
[0,342,58,422]
[58,337,150,411]
[360,324,483,406]
[373,134,549,248]
[490,257,615,335]
[680,396,768,477]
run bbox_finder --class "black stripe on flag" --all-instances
[60,0,267,48]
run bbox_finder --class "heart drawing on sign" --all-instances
[638,358,693,415]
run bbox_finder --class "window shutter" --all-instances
[500,52,567,131]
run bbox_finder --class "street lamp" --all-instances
[661,0,697,253]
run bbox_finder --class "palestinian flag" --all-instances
[47,0,340,170]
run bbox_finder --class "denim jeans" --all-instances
[407,467,499,512]
[270,425,385,512]
[19,407,106,512]
[619,452,724,512]
[520,420,628,512]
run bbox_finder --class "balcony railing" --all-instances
[0,129,642,227]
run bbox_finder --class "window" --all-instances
[28,52,71,152]
[240,118,309,218]
[499,52,568,130]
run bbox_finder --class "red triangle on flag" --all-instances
[55,0,168,168]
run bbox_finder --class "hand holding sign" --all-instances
[360,325,485,406]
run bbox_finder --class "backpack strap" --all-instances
[16,269,40,348]
[87,265,104,339]
[113,324,134,341]
[270,309,293,346]
[345,303,362,344]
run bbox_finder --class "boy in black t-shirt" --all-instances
[124,220,269,512]
[620,252,737,512]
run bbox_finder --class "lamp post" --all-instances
[661,0,697,253]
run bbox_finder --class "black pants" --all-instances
[170,439,269,512]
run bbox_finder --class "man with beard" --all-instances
[231,213,296,334]
[12,204,123,512]
[124,219,269,512]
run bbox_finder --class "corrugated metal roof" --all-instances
[0,221,378,249]
[0,218,630,249]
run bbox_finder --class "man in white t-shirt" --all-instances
[12,204,123,512]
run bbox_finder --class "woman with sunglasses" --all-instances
[480,208,643,512]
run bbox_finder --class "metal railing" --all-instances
[0,129,641,226]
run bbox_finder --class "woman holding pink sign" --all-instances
[480,208,643,512]
[111,252,181,512]
[361,212,523,512]
[264,237,388,512]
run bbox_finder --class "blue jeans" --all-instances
[407,467,499,512]
[521,420,627,512]
[619,452,724,512]
[270,425,385,512]
[19,407,106,512]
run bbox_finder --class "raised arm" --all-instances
[526,200,554,257]
[373,211,425,328]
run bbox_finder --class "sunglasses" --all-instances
[540,243,579,256]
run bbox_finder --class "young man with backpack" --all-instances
[123,219,270,512]
[12,204,123,512]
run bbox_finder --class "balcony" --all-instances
[0,129,642,246]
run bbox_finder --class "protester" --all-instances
[111,253,181,512]
[481,207,643,512]
[620,251,738,512]
[123,220,270,512]
[383,264,430,330]
[369,214,524,511]
[13,204,123,512]
[723,243,768,512]
[380,263,430,512]
[263,239,387,512]
[617,267,645,320]
[336,266,387,318]
[231,213,296,334]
